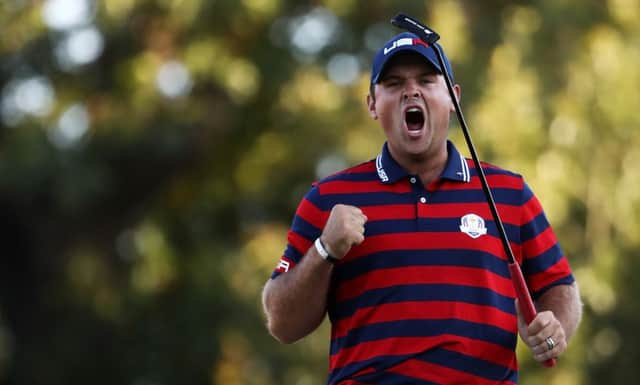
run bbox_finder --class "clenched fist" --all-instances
[320,204,368,260]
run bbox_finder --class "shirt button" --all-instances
[410,177,417,184]
[420,197,427,204]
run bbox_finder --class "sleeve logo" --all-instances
[276,259,290,272]
[459,213,487,239]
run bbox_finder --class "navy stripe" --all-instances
[416,348,517,382]
[320,187,524,207]
[428,188,523,205]
[330,318,517,355]
[522,182,534,201]
[321,192,416,206]
[532,276,575,300]
[331,284,516,320]
[522,243,564,275]
[352,369,440,385]
[327,349,517,384]
[327,353,415,385]
[364,218,520,242]
[303,185,327,210]
[290,215,320,240]
[271,244,305,279]
[283,244,303,262]
[335,249,512,282]
[520,212,550,242]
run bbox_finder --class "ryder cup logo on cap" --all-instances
[370,32,454,85]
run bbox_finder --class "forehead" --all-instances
[381,52,439,78]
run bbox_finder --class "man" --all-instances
[262,31,582,384]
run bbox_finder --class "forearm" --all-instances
[262,246,334,344]
[536,282,582,340]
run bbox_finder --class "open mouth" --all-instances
[405,107,425,131]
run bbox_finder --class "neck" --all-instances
[390,144,448,186]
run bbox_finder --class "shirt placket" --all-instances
[409,176,430,226]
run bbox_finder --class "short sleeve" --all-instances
[519,182,575,299]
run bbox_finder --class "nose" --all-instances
[402,82,421,101]
[403,90,420,100]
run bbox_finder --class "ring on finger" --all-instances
[545,337,555,351]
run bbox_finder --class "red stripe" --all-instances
[319,171,522,194]
[361,204,415,221]
[331,301,516,339]
[345,232,508,261]
[362,202,522,226]
[420,202,521,224]
[438,173,523,191]
[522,226,557,258]
[296,197,328,229]
[330,335,444,371]
[528,258,572,293]
[521,194,544,225]
[335,266,515,302]
[329,335,517,372]
[388,357,516,385]
[338,381,369,385]
[320,179,411,195]
[287,230,312,256]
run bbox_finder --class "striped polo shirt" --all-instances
[271,140,574,384]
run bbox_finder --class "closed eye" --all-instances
[420,75,438,84]
[381,78,402,88]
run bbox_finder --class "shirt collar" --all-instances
[376,140,471,184]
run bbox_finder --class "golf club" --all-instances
[390,12,556,368]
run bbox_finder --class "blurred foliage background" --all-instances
[0,0,639,384]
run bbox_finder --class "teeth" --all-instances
[407,107,421,112]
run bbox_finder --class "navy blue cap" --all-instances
[370,32,454,85]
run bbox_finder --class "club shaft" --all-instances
[431,46,514,263]
[431,44,556,367]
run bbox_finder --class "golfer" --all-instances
[262,31,582,384]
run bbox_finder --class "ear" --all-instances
[450,83,461,111]
[367,93,378,120]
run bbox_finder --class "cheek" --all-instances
[376,99,400,123]
[378,109,400,132]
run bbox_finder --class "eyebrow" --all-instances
[381,71,438,81]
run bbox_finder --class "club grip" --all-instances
[508,262,556,367]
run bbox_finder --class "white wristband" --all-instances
[314,237,338,264]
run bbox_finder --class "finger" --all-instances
[526,311,553,341]
[533,335,563,362]
[353,213,367,226]
[530,323,566,356]
[347,206,366,222]
[350,215,365,227]
[353,231,365,245]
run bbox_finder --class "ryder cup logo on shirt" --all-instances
[459,213,487,239]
